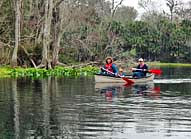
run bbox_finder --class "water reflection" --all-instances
[159,67,191,79]
[130,84,160,97]
[1,76,191,139]
[99,84,124,101]
[96,82,160,100]
[12,79,20,139]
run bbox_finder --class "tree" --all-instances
[113,6,138,22]
[110,0,124,18]
[52,1,65,67]
[11,0,21,67]
[138,0,163,21]
[0,0,14,64]
[38,0,53,69]
[175,1,191,20]
[165,0,178,21]
[138,0,159,13]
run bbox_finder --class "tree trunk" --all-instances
[52,34,61,66]
[39,0,53,69]
[52,6,62,66]
[11,0,21,67]
[52,3,64,67]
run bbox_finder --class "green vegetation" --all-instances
[0,67,12,78]
[0,66,99,78]
[1,62,190,79]
[149,62,191,67]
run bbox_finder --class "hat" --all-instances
[105,57,113,63]
[138,58,144,62]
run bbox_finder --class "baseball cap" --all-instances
[138,58,144,62]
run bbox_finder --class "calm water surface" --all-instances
[0,67,191,139]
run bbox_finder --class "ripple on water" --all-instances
[154,79,191,84]
[1,77,191,139]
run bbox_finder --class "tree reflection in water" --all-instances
[0,77,162,138]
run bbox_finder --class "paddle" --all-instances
[132,68,162,75]
[101,67,134,84]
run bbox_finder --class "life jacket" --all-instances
[105,63,113,72]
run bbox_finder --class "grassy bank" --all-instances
[1,62,191,78]
[0,66,99,78]
[148,62,191,67]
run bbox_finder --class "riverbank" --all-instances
[148,62,191,67]
[1,62,191,78]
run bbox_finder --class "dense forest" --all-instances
[0,0,191,68]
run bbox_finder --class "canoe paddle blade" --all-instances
[122,77,134,84]
[148,69,162,75]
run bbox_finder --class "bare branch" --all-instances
[111,0,124,17]
[0,41,13,48]
[54,0,65,8]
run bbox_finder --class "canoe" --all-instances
[95,74,154,83]
[95,82,155,93]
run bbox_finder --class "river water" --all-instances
[0,67,191,139]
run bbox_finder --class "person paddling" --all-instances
[132,58,148,78]
[101,57,118,76]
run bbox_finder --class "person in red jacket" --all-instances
[101,57,118,76]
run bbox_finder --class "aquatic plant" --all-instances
[0,66,99,78]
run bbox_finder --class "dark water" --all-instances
[1,67,191,139]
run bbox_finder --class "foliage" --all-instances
[5,66,99,78]
[0,67,12,78]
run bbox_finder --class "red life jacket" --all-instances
[105,63,113,72]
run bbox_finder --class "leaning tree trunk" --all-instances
[11,0,21,67]
[39,0,53,69]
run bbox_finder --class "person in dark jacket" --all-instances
[132,58,148,78]
[101,57,118,76]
